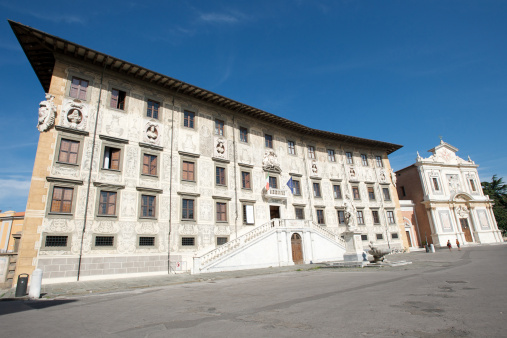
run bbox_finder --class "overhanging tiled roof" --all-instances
[9,20,402,154]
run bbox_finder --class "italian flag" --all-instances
[265,173,270,191]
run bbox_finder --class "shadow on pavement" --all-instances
[0,299,77,316]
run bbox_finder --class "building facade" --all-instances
[396,140,503,248]
[11,21,406,284]
[0,211,24,286]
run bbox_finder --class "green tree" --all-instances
[481,175,507,235]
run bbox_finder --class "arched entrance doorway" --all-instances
[291,233,303,265]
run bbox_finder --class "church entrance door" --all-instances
[460,218,473,242]
[291,233,304,265]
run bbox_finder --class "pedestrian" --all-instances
[447,240,452,251]
[456,239,461,251]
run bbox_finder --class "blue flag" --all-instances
[286,177,294,194]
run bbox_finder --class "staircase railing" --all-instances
[195,219,346,272]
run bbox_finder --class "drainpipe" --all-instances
[301,137,314,223]
[167,83,183,274]
[232,112,240,239]
[77,58,107,281]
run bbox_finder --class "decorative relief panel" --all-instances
[160,196,170,220]
[103,111,127,138]
[144,122,161,145]
[239,146,252,165]
[310,160,318,176]
[179,224,199,235]
[446,174,461,194]
[262,149,281,172]
[438,210,454,232]
[135,222,159,234]
[121,191,137,218]
[92,221,119,233]
[125,146,139,178]
[214,137,228,159]
[98,171,122,184]
[199,125,213,157]
[82,139,100,173]
[201,224,213,247]
[477,210,490,229]
[44,219,76,233]
[214,225,230,235]
[181,133,196,153]
[51,165,80,179]
[117,233,136,254]
[200,200,213,221]
[61,99,88,131]
[37,93,56,132]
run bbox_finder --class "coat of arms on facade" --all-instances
[447,174,461,193]
[262,149,281,172]
[61,99,88,130]
[456,205,469,218]
[311,160,318,175]
[37,93,56,132]
[144,122,160,145]
[379,170,386,182]
[214,138,227,159]
[349,167,356,178]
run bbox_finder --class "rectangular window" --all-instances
[216,167,226,186]
[265,134,273,148]
[392,233,399,239]
[216,202,227,222]
[70,77,88,100]
[243,204,255,224]
[288,141,296,155]
[110,89,126,110]
[328,149,335,162]
[469,179,476,192]
[241,171,251,189]
[95,236,114,247]
[308,146,315,159]
[45,235,68,247]
[357,211,364,224]
[143,154,157,176]
[240,127,248,142]
[316,209,325,225]
[376,156,383,167]
[432,177,440,191]
[338,210,346,224]
[361,235,368,241]
[295,207,305,220]
[215,119,224,135]
[383,188,391,201]
[182,161,195,181]
[333,185,342,199]
[147,100,159,119]
[313,182,321,197]
[353,186,360,200]
[103,146,120,170]
[139,236,155,246]
[141,195,156,218]
[184,110,195,128]
[58,139,79,164]
[368,187,375,200]
[376,234,384,240]
[50,187,74,213]
[372,210,380,224]
[269,176,278,189]
[361,154,368,166]
[182,237,195,246]
[387,211,395,224]
[346,152,353,164]
[99,191,117,216]
[182,199,194,220]
[217,237,228,246]
[401,186,406,197]
[293,180,301,195]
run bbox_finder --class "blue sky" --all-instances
[1,0,506,211]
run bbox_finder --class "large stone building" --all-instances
[10,21,406,284]
[396,140,503,248]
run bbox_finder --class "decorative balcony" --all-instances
[263,187,288,200]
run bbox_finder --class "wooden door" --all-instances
[291,233,303,265]
[405,231,412,247]
[460,218,473,242]
[270,206,280,219]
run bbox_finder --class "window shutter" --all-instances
[70,78,79,98]
[150,156,157,175]
[111,89,119,108]
[143,154,149,174]
[111,149,120,170]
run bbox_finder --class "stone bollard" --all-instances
[28,269,43,299]
[429,244,435,253]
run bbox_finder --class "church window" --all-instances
[469,179,477,192]
[432,177,440,191]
